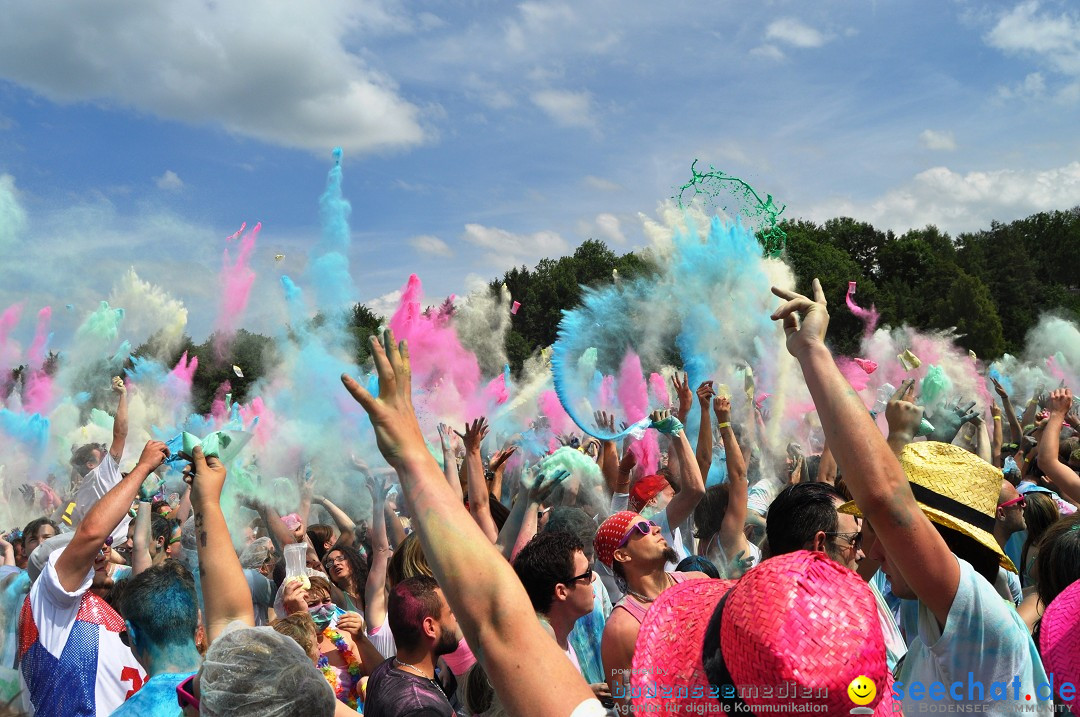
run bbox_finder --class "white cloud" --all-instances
[0,174,27,251]
[462,223,569,268]
[997,71,1047,99]
[155,170,184,191]
[531,89,596,129]
[985,1,1080,76]
[919,130,957,151]
[364,290,403,318]
[807,161,1080,236]
[578,213,626,244]
[0,2,426,154]
[765,18,829,49]
[408,234,454,257]
[584,175,622,192]
[750,44,786,62]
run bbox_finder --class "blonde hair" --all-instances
[387,532,433,587]
[271,611,320,662]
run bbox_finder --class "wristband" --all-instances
[993,416,1002,421]
[717,422,732,429]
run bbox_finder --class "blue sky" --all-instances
[1,0,1079,348]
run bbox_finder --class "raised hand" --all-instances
[671,372,693,420]
[1047,388,1073,416]
[455,417,490,454]
[111,375,126,395]
[929,397,979,443]
[713,396,732,424]
[886,379,924,445]
[593,410,615,434]
[336,612,367,641]
[770,279,830,358]
[186,446,226,505]
[990,377,1009,399]
[341,330,429,469]
[489,444,518,471]
[136,440,170,472]
[525,469,571,505]
[696,380,716,406]
[618,447,637,475]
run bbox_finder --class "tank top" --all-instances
[612,572,691,624]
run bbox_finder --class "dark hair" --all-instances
[21,517,58,549]
[70,443,106,476]
[323,542,369,604]
[488,494,510,533]
[693,484,730,545]
[677,555,720,579]
[512,531,583,614]
[388,576,443,651]
[1034,514,1080,609]
[1021,493,1060,587]
[150,515,174,547]
[937,525,1000,585]
[543,508,598,561]
[765,483,843,556]
[307,524,335,560]
[119,560,198,650]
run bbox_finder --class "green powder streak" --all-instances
[675,159,787,257]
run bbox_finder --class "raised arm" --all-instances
[437,424,463,502]
[187,446,255,643]
[496,469,568,561]
[659,411,707,529]
[131,501,154,576]
[594,411,620,495]
[771,280,959,626]
[363,475,391,631]
[173,483,192,525]
[457,417,499,543]
[1038,389,1080,504]
[487,444,517,504]
[818,442,837,484]
[55,440,168,592]
[990,403,1004,467]
[992,378,1022,445]
[714,397,749,562]
[341,332,595,716]
[312,495,356,548]
[109,376,129,462]
[695,381,715,481]
[243,497,297,553]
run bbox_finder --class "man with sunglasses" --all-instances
[512,531,611,701]
[593,511,707,705]
[18,439,167,717]
[765,482,907,672]
[993,480,1026,606]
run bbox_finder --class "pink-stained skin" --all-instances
[21,307,55,414]
[618,351,659,476]
[214,222,261,358]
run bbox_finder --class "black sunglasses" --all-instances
[563,566,594,585]
[825,531,862,550]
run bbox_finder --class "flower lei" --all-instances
[318,626,363,710]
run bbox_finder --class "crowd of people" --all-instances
[2,279,1080,716]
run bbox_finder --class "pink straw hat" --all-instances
[631,577,736,714]
[632,551,899,715]
[1039,577,1080,715]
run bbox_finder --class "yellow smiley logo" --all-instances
[847,675,877,706]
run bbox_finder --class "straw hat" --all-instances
[1039,578,1080,715]
[839,441,1016,572]
[631,552,897,715]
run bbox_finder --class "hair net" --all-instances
[200,621,335,717]
[239,537,274,570]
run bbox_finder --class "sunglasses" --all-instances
[998,495,1026,510]
[617,520,659,549]
[825,531,862,550]
[176,674,200,712]
[563,567,595,585]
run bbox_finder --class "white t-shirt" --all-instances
[896,557,1051,714]
[19,550,146,716]
[71,454,131,545]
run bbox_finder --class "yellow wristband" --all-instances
[717,422,731,429]
[993,416,1002,421]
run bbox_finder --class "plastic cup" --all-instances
[284,543,307,581]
